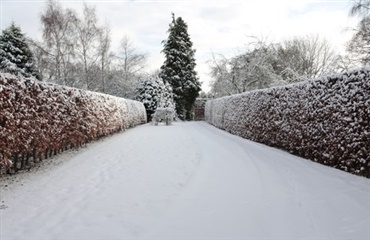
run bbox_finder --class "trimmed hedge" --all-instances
[205,69,370,177]
[0,73,146,173]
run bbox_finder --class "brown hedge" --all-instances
[205,69,370,178]
[0,73,146,173]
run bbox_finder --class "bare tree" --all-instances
[347,0,370,65]
[208,35,340,97]
[117,36,147,80]
[208,53,232,97]
[112,35,147,98]
[97,24,112,93]
[40,0,77,85]
[28,38,50,81]
[350,0,370,17]
[74,3,102,90]
[37,0,149,98]
[209,38,282,97]
[234,38,283,91]
[276,35,340,79]
[347,18,370,65]
[336,53,360,72]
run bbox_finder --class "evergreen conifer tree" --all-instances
[136,77,175,121]
[159,13,201,120]
[0,22,39,79]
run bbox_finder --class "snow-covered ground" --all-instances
[1,122,369,240]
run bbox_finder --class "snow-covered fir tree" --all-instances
[0,22,39,79]
[159,13,201,120]
[136,77,175,121]
[160,81,176,109]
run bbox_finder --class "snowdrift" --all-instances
[205,69,370,177]
[0,73,146,173]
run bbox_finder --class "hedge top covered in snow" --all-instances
[0,73,146,171]
[205,68,370,177]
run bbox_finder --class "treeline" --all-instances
[208,35,341,97]
[0,73,146,173]
[208,1,370,98]
[0,0,147,100]
[0,1,200,120]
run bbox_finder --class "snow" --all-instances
[206,68,370,177]
[0,73,146,171]
[0,23,38,79]
[136,77,175,121]
[1,122,369,240]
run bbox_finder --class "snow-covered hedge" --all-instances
[0,74,146,173]
[205,69,370,177]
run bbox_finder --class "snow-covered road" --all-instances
[1,122,369,240]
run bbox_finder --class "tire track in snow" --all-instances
[144,122,370,240]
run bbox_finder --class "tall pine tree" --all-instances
[160,13,201,120]
[0,22,39,79]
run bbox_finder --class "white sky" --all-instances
[0,0,360,92]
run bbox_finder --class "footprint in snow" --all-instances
[0,204,8,210]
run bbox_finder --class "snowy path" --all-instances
[1,122,369,240]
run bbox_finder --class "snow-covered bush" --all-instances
[0,73,146,173]
[152,107,175,126]
[136,77,175,122]
[205,69,370,177]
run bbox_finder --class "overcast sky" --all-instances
[0,0,359,92]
